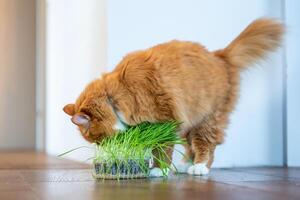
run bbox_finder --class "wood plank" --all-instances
[225,180,300,200]
[28,177,286,200]
[20,169,93,182]
[0,170,30,191]
[0,191,38,200]
[233,167,300,181]
[0,170,38,200]
[199,168,283,183]
[0,151,89,169]
[0,152,300,200]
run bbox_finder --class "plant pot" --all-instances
[92,159,151,179]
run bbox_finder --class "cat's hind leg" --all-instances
[187,117,223,176]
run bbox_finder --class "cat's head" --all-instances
[62,50,169,143]
[63,79,126,143]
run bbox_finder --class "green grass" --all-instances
[59,121,185,179]
[93,121,185,178]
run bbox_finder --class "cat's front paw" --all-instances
[174,162,192,173]
[187,163,209,176]
[149,167,169,177]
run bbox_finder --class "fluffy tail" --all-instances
[215,18,284,69]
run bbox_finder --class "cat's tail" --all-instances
[214,18,284,70]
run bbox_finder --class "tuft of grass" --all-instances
[58,121,185,179]
[93,121,185,179]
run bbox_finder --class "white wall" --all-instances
[0,0,36,149]
[286,0,300,166]
[46,0,107,160]
[107,0,284,167]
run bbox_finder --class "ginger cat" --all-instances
[63,18,284,176]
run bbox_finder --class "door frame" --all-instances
[36,0,47,151]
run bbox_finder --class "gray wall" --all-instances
[0,0,36,149]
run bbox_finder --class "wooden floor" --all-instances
[0,152,299,200]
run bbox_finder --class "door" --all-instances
[0,0,36,149]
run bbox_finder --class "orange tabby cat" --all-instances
[63,18,284,176]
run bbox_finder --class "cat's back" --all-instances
[151,40,230,124]
[110,40,230,124]
[150,40,226,79]
[151,40,228,91]
[113,40,229,97]
[151,40,207,55]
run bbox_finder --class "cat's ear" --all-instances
[71,113,90,128]
[63,104,75,116]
